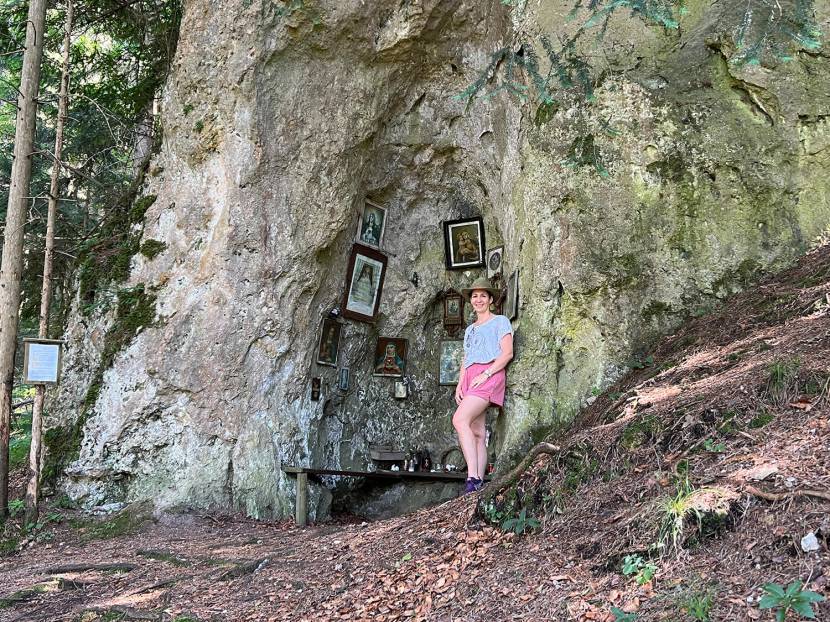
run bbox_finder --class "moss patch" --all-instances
[139,239,167,260]
[77,191,157,314]
[76,504,154,542]
[749,410,775,429]
[621,415,663,450]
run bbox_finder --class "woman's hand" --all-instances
[454,385,464,405]
[470,373,489,388]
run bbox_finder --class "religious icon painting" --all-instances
[505,269,519,321]
[443,216,485,270]
[338,367,350,391]
[356,199,387,250]
[487,246,504,278]
[343,244,388,323]
[311,377,321,401]
[439,340,463,386]
[443,291,464,327]
[373,337,408,378]
[316,318,341,367]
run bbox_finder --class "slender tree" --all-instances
[25,0,73,526]
[0,0,48,516]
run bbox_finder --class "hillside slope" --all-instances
[1,244,828,621]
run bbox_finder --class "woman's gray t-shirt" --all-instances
[463,315,513,368]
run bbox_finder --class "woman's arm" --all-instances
[469,333,513,388]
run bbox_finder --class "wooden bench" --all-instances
[282,466,488,526]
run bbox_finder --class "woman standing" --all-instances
[454,277,513,493]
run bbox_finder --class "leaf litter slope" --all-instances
[0,245,828,622]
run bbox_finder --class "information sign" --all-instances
[23,338,64,385]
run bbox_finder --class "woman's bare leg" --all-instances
[453,395,490,480]
[471,411,487,480]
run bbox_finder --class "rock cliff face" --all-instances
[49,0,830,518]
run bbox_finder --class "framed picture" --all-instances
[311,377,321,401]
[443,291,464,325]
[316,318,341,367]
[487,246,504,278]
[338,367,350,391]
[439,340,463,386]
[505,270,519,321]
[356,199,387,249]
[343,243,388,323]
[373,337,408,377]
[443,216,485,270]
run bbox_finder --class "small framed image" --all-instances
[505,270,519,321]
[23,338,64,385]
[311,377,321,401]
[343,243,388,323]
[356,199,387,249]
[443,216,485,270]
[373,337,408,377]
[338,367,350,391]
[439,340,463,386]
[394,380,408,399]
[316,318,341,367]
[487,246,504,278]
[443,291,464,326]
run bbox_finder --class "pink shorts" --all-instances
[461,362,506,407]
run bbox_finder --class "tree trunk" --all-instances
[0,0,49,516]
[25,0,73,526]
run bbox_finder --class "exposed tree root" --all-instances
[217,557,270,580]
[744,485,830,503]
[45,562,136,574]
[480,442,560,504]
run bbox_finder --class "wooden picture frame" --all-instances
[356,199,387,249]
[316,318,341,367]
[439,340,463,386]
[443,216,486,270]
[343,243,388,323]
[373,337,408,377]
[443,291,464,326]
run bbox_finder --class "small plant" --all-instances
[702,438,726,453]
[501,508,540,535]
[621,554,658,586]
[759,581,825,621]
[610,607,637,621]
[7,500,24,518]
[628,354,655,370]
[682,589,715,621]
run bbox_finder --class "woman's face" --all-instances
[470,289,492,314]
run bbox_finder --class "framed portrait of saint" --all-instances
[443,292,463,326]
[505,270,519,321]
[443,216,485,270]
[439,340,463,386]
[343,244,388,323]
[487,246,504,278]
[356,200,387,249]
[373,337,408,377]
[316,318,341,367]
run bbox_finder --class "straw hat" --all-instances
[461,276,500,300]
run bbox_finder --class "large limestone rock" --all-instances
[49,0,830,518]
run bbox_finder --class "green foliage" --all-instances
[7,499,24,517]
[702,438,726,453]
[9,412,32,470]
[628,354,655,370]
[749,410,775,429]
[621,554,658,585]
[759,581,825,621]
[501,507,541,535]
[610,607,637,622]
[1,0,180,331]
[681,589,715,621]
[139,239,167,259]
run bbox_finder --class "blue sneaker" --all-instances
[464,478,478,494]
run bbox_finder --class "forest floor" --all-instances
[1,244,829,622]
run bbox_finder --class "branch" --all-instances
[744,484,830,503]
